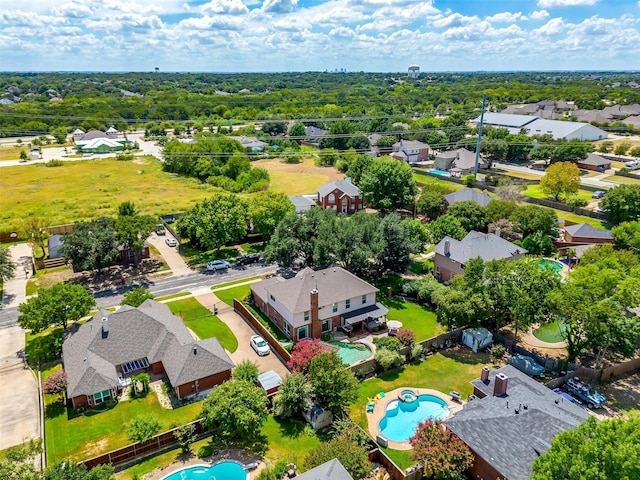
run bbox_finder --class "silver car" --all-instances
[250,335,270,356]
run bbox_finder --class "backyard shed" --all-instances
[257,370,282,395]
[48,234,64,259]
[462,327,493,353]
[303,401,333,430]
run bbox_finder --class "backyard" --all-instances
[380,297,443,342]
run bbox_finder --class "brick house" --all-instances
[62,300,234,408]
[576,153,611,172]
[563,223,614,244]
[391,139,430,163]
[317,178,364,214]
[250,267,388,341]
[434,231,527,282]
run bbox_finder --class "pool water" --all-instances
[533,319,567,343]
[428,169,451,177]
[379,395,450,443]
[538,259,563,275]
[331,341,372,365]
[162,462,247,480]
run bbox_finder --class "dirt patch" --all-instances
[600,371,640,419]
[256,157,343,181]
[83,438,109,459]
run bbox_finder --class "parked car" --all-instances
[236,253,261,266]
[156,224,166,235]
[250,335,270,356]
[624,160,640,171]
[165,238,178,247]
[507,354,545,377]
[206,260,230,271]
[591,190,605,199]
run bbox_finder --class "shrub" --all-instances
[45,159,64,167]
[173,424,197,454]
[410,344,424,360]
[197,445,213,458]
[43,370,67,397]
[372,336,402,352]
[287,338,328,373]
[396,328,416,347]
[463,174,475,187]
[489,343,507,362]
[116,153,134,161]
[565,196,588,208]
[320,332,334,342]
[232,360,259,383]
[125,414,162,443]
[375,347,404,371]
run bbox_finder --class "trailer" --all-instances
[564,377,606,409]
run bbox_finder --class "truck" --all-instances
[564,377,606,409]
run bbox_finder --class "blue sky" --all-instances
[1,0,639,72]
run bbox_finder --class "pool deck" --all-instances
[366,387,464,451]
[145,449,264,480]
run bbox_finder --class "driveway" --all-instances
[193,291,289,379]
[147,233,193,277]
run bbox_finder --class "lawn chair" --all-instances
[379,391,386,398]
[366,402,375,413]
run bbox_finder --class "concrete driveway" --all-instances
[193,291,289,379]
[147,233,193,277]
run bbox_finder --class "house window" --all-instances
[329,193,335,203]
[93,389,111,405]
[332,303,338,313]
[322,319,331,333]
[362,294,367,304]
[346,299,351,309]
[298,326,309,340]
[304,311,310,322]
[283,322,290,336]
[342,198,348,213]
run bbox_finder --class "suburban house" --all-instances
[473,113,608,141]
[576,153,612,172]
[74,128,126,154]
[434,148,485,176]
[118,241,151,264]
[289,195,318,213]
[391,139,430,163]
[296,459,354,480]
[563,223,615,245]
[62,300,234,408]
[250,266,388,341]
[445,365,589,480]
[443,188,493,208]
[434,231,527,282]
[316,178,365,213]
[235,136,268,151]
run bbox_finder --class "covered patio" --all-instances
[341,303,389,334]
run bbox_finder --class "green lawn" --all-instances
[380,297,443,342]
[255,157,337,196]
[211,277,261,292]
[522,184,594,202]
[554,209,609,229]
[413,173,463,191]
[167,298,238,352]
[409,259,434,276]
[43,364,203,464]
[601,174,640,185]
[180,244,240,267]
[261,416,327,466]
[213,284,252,307]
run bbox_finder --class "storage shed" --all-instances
[257,370,282,395]
[462,327,493,353]
[303,401,333,430]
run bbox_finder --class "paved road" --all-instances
[492,162,616,189]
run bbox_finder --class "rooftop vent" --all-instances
[101,317,109,334]
[193,346,198,355]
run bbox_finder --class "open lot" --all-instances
[254,157,342,196]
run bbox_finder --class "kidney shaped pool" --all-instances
[378,394,450,443]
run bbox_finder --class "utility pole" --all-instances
[473,94,487,181]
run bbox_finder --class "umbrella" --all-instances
[387,320,403,329]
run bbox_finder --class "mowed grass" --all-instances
[0,157,217,231]
[212,284,252,307]
[43,364,203,464]
[602,174,640,185]
[380,297,444,342]
[522,184,594,202]
[167,297,238,352]
[413,173,463,190]
[255,157,341,196]
[261,416,327,466]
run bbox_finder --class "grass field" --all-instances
[522,184,594,202]
[601,174,640,185]
[254,157,342,196]
[380,297,443,342]
[413,173,463,190]
[212,284,252,307]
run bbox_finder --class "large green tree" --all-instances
[120,287,155,307]
[272,371,312,420]
[612,220,640,251]
[302,436,371,480]
[18,283,95,333]
[416,184,451,218]
[540,161,581,200]
[427,214,466,244]
[0,245,16,282]
[600,185,640,224]
[446,200,487,231]
[531,417,640,480]
[115,202,156,268]
[60,217,120,272]
[509,204,557,237]
[248,191,295,241]
[359,158,418,211]
[307,352,358,416]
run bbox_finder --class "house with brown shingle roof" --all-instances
[62,300,234,408]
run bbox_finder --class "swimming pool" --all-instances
[379,394,450,443]
[538,259,563,275]
[533,318,567,343]
[330,341,372,365]
[428,169,451,177]
[162,462,248,480]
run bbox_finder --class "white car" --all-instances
[206,260,230,271]
[250,335,270,356]
[165,237,178,247]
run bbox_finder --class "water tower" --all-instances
[408,65,420,79]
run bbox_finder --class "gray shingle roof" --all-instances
[443,188,493,207]
[296,459,354,480]
[317,178,361,199]
[564,223,614,240]
[435,231,527,265]
[578,153,611,167]
[447,365,589,480]
[250,267,378,315]
[63,300,233,398]
[436,148,484,171]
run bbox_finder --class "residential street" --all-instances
[491,162,618,190]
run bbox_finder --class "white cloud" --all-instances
[534,17,565,35]
[485,12,522,23]
[200,0,249,15]
[432,13,474,28]
[529,10,550,20]
[52,2,94,18]
[261,0,298,13]
[537,0,598,7]
[329,26,355,38]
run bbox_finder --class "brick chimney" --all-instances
[493,372,508,396]
[310,287,321,339]
[444,240,451,257]
[481,366,490,383]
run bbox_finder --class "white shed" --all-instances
[462,327,493,353]
[303,401,333,430]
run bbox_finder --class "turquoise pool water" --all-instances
[539,259,563,275]
[162,462,247,480]
[330,341,372,365]
[428,169,451,177]
[379,395,450,442]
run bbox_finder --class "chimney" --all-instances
[101,317,109,333]
[310,288,321,339]
[493,372,509,397]
[444,240,451,257]
[387,287,392,298]
[481,366,490,383]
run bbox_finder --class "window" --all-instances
[346,299,351,309]
[93,389,111,405]
[298,326,309,340]
[322,319,331,333]
[332,303,338,313]
[283,322,291,336]
[329,193,335,203]
[304,311,310,322]
[361,294,367,304]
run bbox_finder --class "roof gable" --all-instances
[317,178,361,199]
[444,188,493,207]
[564,223,614,239]
[435,231,527,265]
[296,459,354,480]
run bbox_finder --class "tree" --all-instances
[427,214,466,244]
[173,424,198,454]
[43,370,67,400]
[201,379,268,443]
[177,193,248,251]
[416,185,450,218]
[446,200,486,231]
[22,217,49,257]
[307,352,358,415]
[528,144,555,165]
[261,121,287,136]
[596,141,613,154]
[115,202,156,268]
[345,154,373,185]
[18,283,95,333]
[531,417,640,480]
[376,214,421,272]
[0,439,42,480]
[20,149,27,161]
[551,140,591,163]
[521,231,555,255]
[409,420,473,480]
[600,185,640,224]
[60,217,120,271]
[509,204,557,237]
[485,199,517,223]
[613,141,631,156]
[347,134,370,151]
[0,246,16,282]
[321,120,355,151]
[359,158,418,211]
[248,191,295,241]
[376,135,397,149]
[629,146,640,158]
[287,338,328,373]
[272,372,312,419]
[612,220,640,251]
[120,287,155,307]
[125,414,162,443]
[232,359,259,384]
[540,162,581,200]
[303,436,371,480]
[44,462,114,480]
[288,121,306,138]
